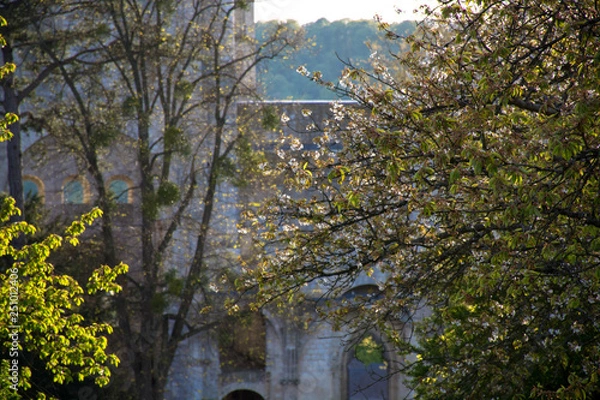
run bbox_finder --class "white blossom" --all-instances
[290,138,303,151]
[296,65,309,76]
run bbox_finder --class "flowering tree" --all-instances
[248,0,600,398]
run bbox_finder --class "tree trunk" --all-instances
[2,43,24,248]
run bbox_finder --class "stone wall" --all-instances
[19,100,414,400]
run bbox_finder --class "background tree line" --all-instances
[257,18,415,99]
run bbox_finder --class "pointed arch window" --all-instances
[341,286,390,399]
[347,334,389,400]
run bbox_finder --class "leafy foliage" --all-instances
[7,1,301,398]
[354,335,384,366]
[0,15,16,142]
[217,311,266,373]
[0,198,127,399]
[249,0,600,398]
[1,18,125,399]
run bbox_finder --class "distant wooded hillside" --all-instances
[257,19,416,100]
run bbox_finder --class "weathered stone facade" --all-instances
[14,100,417,400]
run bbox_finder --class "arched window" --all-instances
[23,180,39,198]
[63,177,87,204]
[342,284,381,302]
[347,334,389,400]
[23,176,44,201]
[108,178,130,203]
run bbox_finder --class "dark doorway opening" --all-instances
[223,389,265,400]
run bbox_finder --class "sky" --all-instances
[254,0,436,24]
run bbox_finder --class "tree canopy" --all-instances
[0,199,128,399]
[3,1,300,398]
[248,0,600,398]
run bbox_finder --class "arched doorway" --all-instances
[222,389,265,400]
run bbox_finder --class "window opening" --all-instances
[63,179,84,204]
[347,334,389,400]
[109,179,129,203]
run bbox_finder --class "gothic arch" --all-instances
[339,285,398,400]
[342,332,391,400]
